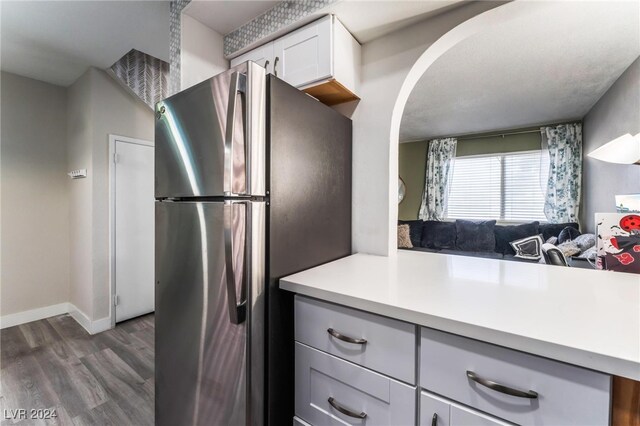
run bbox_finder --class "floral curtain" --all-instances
[419,138,457,220]
[542,123,582,223]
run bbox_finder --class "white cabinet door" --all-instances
[421,391,511,426]
[420,392,450,426]
[450,405,510,426]
[230,42,274,74]
[273,15,332,87]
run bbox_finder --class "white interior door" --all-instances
[114,138,155,322]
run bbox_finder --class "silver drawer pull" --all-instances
[466,370,538,399]
[327,328,367,345]
[432,413,438,426]
[328,397,367,419]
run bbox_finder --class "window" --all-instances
[446,151,549,222]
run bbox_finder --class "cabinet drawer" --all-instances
[295,342,416,426]
[420,327,611,425]
[295,296,416,383]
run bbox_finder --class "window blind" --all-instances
[446,151,549,222]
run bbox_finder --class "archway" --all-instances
[386,1,557,255]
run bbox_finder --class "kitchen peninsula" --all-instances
[281,251,640,425]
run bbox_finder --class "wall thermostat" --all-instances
[68,169,87,179]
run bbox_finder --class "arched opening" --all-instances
[384,1,533,256]
[391,1,639,261]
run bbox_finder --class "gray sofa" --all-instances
[399,219,580,263]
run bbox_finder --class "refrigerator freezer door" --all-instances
[155,200,265,426]
[155,62,266,198]
[266,75,352,426]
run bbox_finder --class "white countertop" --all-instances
[280,251,640,380]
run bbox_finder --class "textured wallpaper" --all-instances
[110,49,170,108]
[169,0,191,95]
[224,0,337,57]
[170,0,334,92]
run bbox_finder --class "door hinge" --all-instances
[113,153,119,164]
[113,294,119,306]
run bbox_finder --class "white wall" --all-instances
[351,2,503,255]
[181,14,229,90]
[582,57,640,232]
[67,70,95,318]
[1,71,70,316]
[91,68,155,320]
[67,67,155,323]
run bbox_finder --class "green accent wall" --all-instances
[398,140,429,220]
[398,127,542,220]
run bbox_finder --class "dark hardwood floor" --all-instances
[1,314,154,425]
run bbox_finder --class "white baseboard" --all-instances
[91,316,112,334]
[0,303,70,329]
[68,304,111,335]
[68,303,92,334]
[1,302,112,335]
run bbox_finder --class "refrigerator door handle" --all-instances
[224,201,247,324]
[224,71,247,196]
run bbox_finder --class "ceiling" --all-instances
[0,1,170,87]
[327,0,464,44]
[185,0,464,46]
[184,0,280,36]
[400,1,640,142]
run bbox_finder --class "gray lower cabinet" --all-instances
[421,391,511,426]
[293,416,313,426]
[420,392,450,426]
[293,296,612,426]
[450,405,511,426]
[295,342,416,425]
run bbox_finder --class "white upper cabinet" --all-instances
[230,15,361,105]
[272,15,332,88]
[231,42,274,75]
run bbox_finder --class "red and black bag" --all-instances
[603,236,640,274]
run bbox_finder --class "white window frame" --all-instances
[445,149,549,224]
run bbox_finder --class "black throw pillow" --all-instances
[398,220,423,247]
[421,221,457,250]
[494,221,539,255]
[455,220,497,252]
[539,222,580,241]
[557,226,581,244]
[510,235,544,261]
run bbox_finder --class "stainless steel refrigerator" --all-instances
[154,61,352,426]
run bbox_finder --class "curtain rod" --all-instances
[457,129,542,141]
[450,120,583,141]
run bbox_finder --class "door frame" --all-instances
[108,134,155,328]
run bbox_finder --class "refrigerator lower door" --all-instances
[155,62,266,198]
[156,200,265,426]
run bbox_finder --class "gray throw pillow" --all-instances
[557,241,581,257]
[573,233,596,251]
